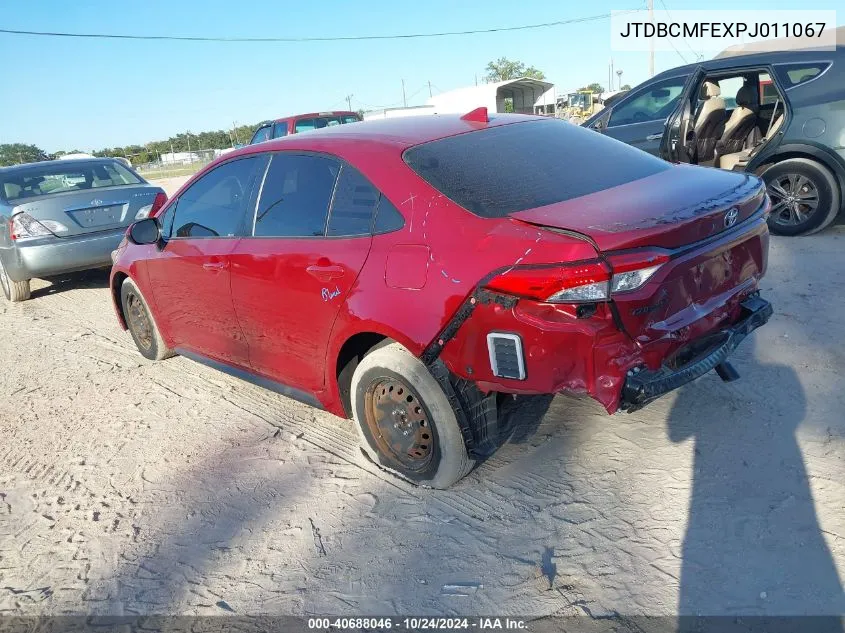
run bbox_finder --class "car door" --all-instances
[599,74,692,155]
[229,152,377,394]
[146,156,265,365]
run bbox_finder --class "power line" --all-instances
[0,11,637,43]
[657,0,702,62]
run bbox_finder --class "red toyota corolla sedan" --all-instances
[110,109,772,488]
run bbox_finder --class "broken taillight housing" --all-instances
[484,249,670,304]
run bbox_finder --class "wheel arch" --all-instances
[751,143,845,218]
[111,270,129,330]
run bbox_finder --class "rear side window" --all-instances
[171,157,261,238]
[773,62,831,88]
[253,154,339,237]
[403,120,670,218]
[326,165,380,236]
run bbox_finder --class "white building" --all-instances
[426,77,556,116]
[363,77,557,121]
[159,152,200,165]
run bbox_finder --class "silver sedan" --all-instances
[0,158,166,302]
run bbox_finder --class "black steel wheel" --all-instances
[120,278,173,361]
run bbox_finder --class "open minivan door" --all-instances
[660,68,706,163]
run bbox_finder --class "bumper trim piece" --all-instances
[619,294,773,412]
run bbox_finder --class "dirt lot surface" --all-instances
[1,206,844,618]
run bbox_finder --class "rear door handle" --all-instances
[647,133,663,141]
[202,261,227,272]
[306,264,345,282]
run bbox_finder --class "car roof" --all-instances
[0,157,120,174]
[651,44,844,81]
[232,112,546,157]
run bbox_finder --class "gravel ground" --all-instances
[1,202,843,618]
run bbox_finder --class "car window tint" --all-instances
[404,119,669,219]
[372,197,405,234]
[251,126,271,144]
[774,62,830,87]
[253,153,339,237]
[171,157,260,238]
[341,115,360,124]
[326,165,380,236]
[272,123,288,138]
[608,76,688,127]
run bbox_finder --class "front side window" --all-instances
[326,165,380,236]
[171,157,261,238]
[608,76,688,127]
[272,122,289,138]
[253,154,339,237]
[250,126,272,144]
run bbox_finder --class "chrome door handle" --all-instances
[647,133,664,141]
[202,261,227,271]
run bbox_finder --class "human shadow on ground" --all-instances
[667,342,844,631]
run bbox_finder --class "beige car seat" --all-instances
[694,81,728,162]
[716,83,760,159]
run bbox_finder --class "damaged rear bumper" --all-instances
[619,294,772,412]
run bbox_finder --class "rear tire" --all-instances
[121,278,173,361]
[351,343,474,489]
[0,259,30,302]
[762,158,840,236]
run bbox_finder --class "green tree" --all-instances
[0,143,49,167]
[621,84,632,91]
[485,57,545,82]
[579,83,605,94]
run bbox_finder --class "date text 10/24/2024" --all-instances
[307,617,528,630]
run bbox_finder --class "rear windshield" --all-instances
[1,161,143,202]
[403,119,670,218]
[295,115,360,133]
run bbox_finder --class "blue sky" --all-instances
[0,0,839,152]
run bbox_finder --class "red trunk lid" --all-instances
[510,165,766,251]
[511,165,769,347]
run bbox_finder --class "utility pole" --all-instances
[475,74,478,86]
[187,131,191,159]
[616,69,623,91]
[346,94,353,110]
[232,121,241,145]
[609,57,613,94]
[428,81,432,98]
[402,79,407,107]
[648,0,655,77]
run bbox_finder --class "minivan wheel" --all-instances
[120,278,173,361]
[351,343,474,489]
[762,158,840,236]
[0,259,30,302]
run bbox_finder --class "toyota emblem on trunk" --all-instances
[724,208,739,228]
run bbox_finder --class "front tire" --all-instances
[762,158,840,236]
[121,278,173,361]
[0,259,30,302]
[351,343,473,489]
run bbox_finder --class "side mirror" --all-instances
[128,217,161,245]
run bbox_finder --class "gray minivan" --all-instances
[583,27,845,236]
[0,158,165,301]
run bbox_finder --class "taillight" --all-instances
[485,261,611,303]
[136,192,168,220]
[9,213,68,241]
[606,250,669,294]
[484,250,669,304]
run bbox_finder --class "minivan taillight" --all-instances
[484,250,669,304]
